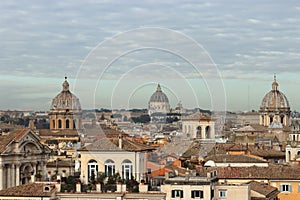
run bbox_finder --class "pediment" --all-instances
[4,129,50,154]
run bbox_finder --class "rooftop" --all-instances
[0,183,56,197]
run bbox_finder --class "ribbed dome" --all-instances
[149,84,169,103]
[51,77,81,110]
[260,78,289,109]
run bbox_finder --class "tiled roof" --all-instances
[181,142,215,158]
[248,147,285,158]
[249,181,279,197]
[206,144,285,159]
[38,129,79,137]
[79,137,154,152]
[0,125,31,153]
[181,112,212,121]
[0,183,55,197]
[205,154,268,163]
[47,159,75,167]
[197,165,300,180]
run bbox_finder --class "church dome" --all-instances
[51,77,81,110]
[260,77,290,110]
[149,84,169,103]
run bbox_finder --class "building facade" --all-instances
[0,127,50,190]
[78,136,153,184]
[182,113,215,141]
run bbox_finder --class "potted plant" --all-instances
[35,173,42,181]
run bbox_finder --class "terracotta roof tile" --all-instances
[79,137,154,152]
[0,125,30,153]
[197,165,300,180]
[38,129,79,137]
[249,181,279,197]
[205,154,268,163]
[0,183,55,197]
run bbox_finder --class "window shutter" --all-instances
[191,191,195,198]
[298,185,300,192]
[280,185,283,192]
[172,190,175,198]
[289,185,292,192]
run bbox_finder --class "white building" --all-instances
[148,84,170,116]
[78,135,154,184]
[181,113,215,141]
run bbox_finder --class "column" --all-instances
[11,164,15,187]
[0,165,3,190]
[42,161,47,178]
[7,164,11,188]
[201,125,205,139]
[16,164,20,186]
[32,162,37,175]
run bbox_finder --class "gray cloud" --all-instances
[0,0,299,110]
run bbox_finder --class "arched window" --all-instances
[58,119,62,129]
[88,160,98,182]
[270,116,273,124]
[105,159,115,176]
[66,119,70,129]
[73,120,76,129]
[196,126,202,139]
[280,115,284,124]
[122,159,132,180]
[52,120,55,129]
[205,126,210,139]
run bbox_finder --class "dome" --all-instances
[51,77,81,110]
[260,78,290,110]
[149,84,169,103]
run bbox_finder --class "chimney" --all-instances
[118,134,122,149]
[139,181,148,193]
[96,183,101,192]
[76,182,81,192]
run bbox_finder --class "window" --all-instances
[191,190,203,198]
[219,190,227,198]
[122,159,132,180]
[171,190,183,198]
[88,160,98,182]
[66,119,70,129]
[105,159,115,176]
[280,184,292,192]
[58,119,62,129]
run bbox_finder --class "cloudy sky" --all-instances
[0,0,299,111]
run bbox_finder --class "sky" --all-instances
[0,0,299,111]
